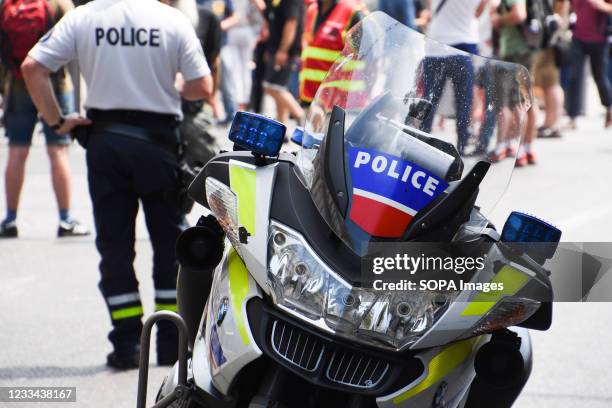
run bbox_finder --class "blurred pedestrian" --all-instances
[489,0,539,166]
[174,0,200,27]
[299,0,366,106]
[422,0,490,155]
[379,0,416,29]
[263,0,305,124]
[414,0,431,31]
[0,0,89,238]
[198,0,239,123]
[472,2,498,156]
[225,0,265,112]
[22,0,212,368]
[535,0,569,138]
[164,0,222,213]
[567,0,612,128]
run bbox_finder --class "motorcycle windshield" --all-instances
[296,12,532,254]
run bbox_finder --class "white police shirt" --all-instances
[28,0,211,119]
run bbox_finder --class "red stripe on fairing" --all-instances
[349,194,414,238]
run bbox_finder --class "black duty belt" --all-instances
[91,121,179,153]
[88,109,179,128]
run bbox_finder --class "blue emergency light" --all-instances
[291,127,324,148]
[501,212,562,263]
[229,112,286,157]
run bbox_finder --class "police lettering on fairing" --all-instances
[95,27,161,47]
[349,148,449,238]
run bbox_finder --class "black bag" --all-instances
[552,30,573,67]
[178,106,219,214]
[520,0,556,50]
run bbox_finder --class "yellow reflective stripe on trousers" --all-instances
[319,80,366,92]
[229,163,256,235]
[155,304,178,312]
[228,249,250,345]
[111,306,144,320]
[302,46,341,62]
[392,337,479,404]
[461,265,530,317]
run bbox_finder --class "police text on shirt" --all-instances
[95,27,161,47]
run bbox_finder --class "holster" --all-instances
[71,124,93,149]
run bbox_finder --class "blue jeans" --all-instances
[478,63,497,152]
[220,49,236,121]
[422,43,477,153]
[379,0,416,29]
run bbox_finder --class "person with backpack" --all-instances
[490,0,540,167]
[567,0,612,129]
[0,0,89,238]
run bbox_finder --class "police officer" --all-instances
[22,0,212,369]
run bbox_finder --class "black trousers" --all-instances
[568,39,612,118]
[86,126,183,353]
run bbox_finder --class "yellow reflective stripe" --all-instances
[393,337,479,404]
[111,306,143,320]
[302,46,341,62]
[461,266,530,317]
[229,164,256,235]
[341,60,366,71]
[301,68,328,82]
[228,249,250,345]
[155,304,178,312]
[319,80,366,92]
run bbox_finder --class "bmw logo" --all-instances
[216,297,229,326]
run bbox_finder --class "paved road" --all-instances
[1,110,611,408]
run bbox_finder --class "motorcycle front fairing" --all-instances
[174,11,551,408]
[180,154,547,408]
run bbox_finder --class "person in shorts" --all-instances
[534,47,563,137]
[490,0,539,167]
[534,0,569,138]
[263,0,305,125]
[0,0,89,238]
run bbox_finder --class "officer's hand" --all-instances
[274,50,289,71]
[56,114,92,136]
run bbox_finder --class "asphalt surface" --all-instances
[1,106,612,408]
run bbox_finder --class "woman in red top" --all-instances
[568,0,612,128]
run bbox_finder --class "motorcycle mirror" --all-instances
[229,111,286,158]
[176,216,225,271]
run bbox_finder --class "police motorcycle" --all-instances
[137,12,561,408]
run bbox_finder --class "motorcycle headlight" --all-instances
[267,222,458,350]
